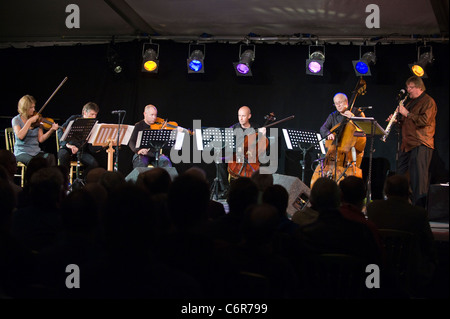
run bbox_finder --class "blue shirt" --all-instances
[11,114,41,156]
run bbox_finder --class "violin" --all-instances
[31,115,58,130]
[31,76,68,130]
[150,117,193,135]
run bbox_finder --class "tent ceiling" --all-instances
[0,0,448,48]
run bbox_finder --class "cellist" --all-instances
[317,92,366,181]
[217,106,267,198]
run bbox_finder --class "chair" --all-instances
[55,133,83,185]
[378,229,415,297]
[4,127,26,187]
[301,253,368,299]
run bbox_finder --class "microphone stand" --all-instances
[113,111,126,172]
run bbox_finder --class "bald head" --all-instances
[238,106,252,128]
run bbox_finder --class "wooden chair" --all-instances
[55,133,82,185]
[4,127,26,187]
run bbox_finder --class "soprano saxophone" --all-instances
[380,95,408,142]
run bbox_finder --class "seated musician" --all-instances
[128,104,173,168]
[57,102,101,179]
[218,105,267,198]
[320,93,366,167]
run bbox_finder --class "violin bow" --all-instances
[36,76,68,114]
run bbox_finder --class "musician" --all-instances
[11,95,59,166]
[320,93,366,166]
[218,106,267,198]
[57,102,101,179]
[128,104,173,168]
[388,76,437,207]
[320,93,365,140]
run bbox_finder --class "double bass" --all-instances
[310,77,367,187]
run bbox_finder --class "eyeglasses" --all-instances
[334,100,347,106]
[406,85,416,89]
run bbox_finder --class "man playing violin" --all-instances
[128,104,173,169]
[57,102,101,179]
[12,95,59,166]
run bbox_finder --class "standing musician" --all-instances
[57,102,101,179]
[387,76,437,207]
[11,95,59,166]
[218,106,267,197]
[128,104,174,168]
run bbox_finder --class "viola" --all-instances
[150,117,193,135]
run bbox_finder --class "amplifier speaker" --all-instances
[125,167,179,183]
[427,184,449,222]
[273,173,311,218]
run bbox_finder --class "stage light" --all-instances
[409,46,433,78]
[352,49,376,76]
[233,44,255,76]
[142,42,159,73]
[187,44,205,73]
[306,45,325,76]
[107,39,123,74]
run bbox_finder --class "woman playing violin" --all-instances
[128,104,175,169]
[11,95,59,166]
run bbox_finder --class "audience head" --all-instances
[24,156,50,186]
[99,171,126,194]
[384,174,410,199]
[168,173,210,229]
[251,170,274,192]
[309,177,340,212]
[262,184,289,218]
[85,167,107,184]
[0,177,16,232]
[227,177,259,216]
[0,149,18,179]
[241,204,279,245]
[136,167,172,195]
[29,166,65,208]
[339,176,366,208]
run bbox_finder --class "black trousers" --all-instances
[397,145,433,207]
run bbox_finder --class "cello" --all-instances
[310,77,367,187]
[227,113,294,178]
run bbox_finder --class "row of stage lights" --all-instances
[111,42,434,78]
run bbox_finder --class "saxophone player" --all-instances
[386,76,437,208]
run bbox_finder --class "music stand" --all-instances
[196,127,235,200]
[136,129,178,168]
[60,118,98,185]
[282,128,326,182]
[351,117,386,203]
[88,123,134,171]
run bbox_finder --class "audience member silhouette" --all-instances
[210,177,259,245]
[296,177,382,264]
[0,178,37,298]
[11,166,65,253]
[338,176,386,265]
[366,174,438,293]
[0,150,22,200]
